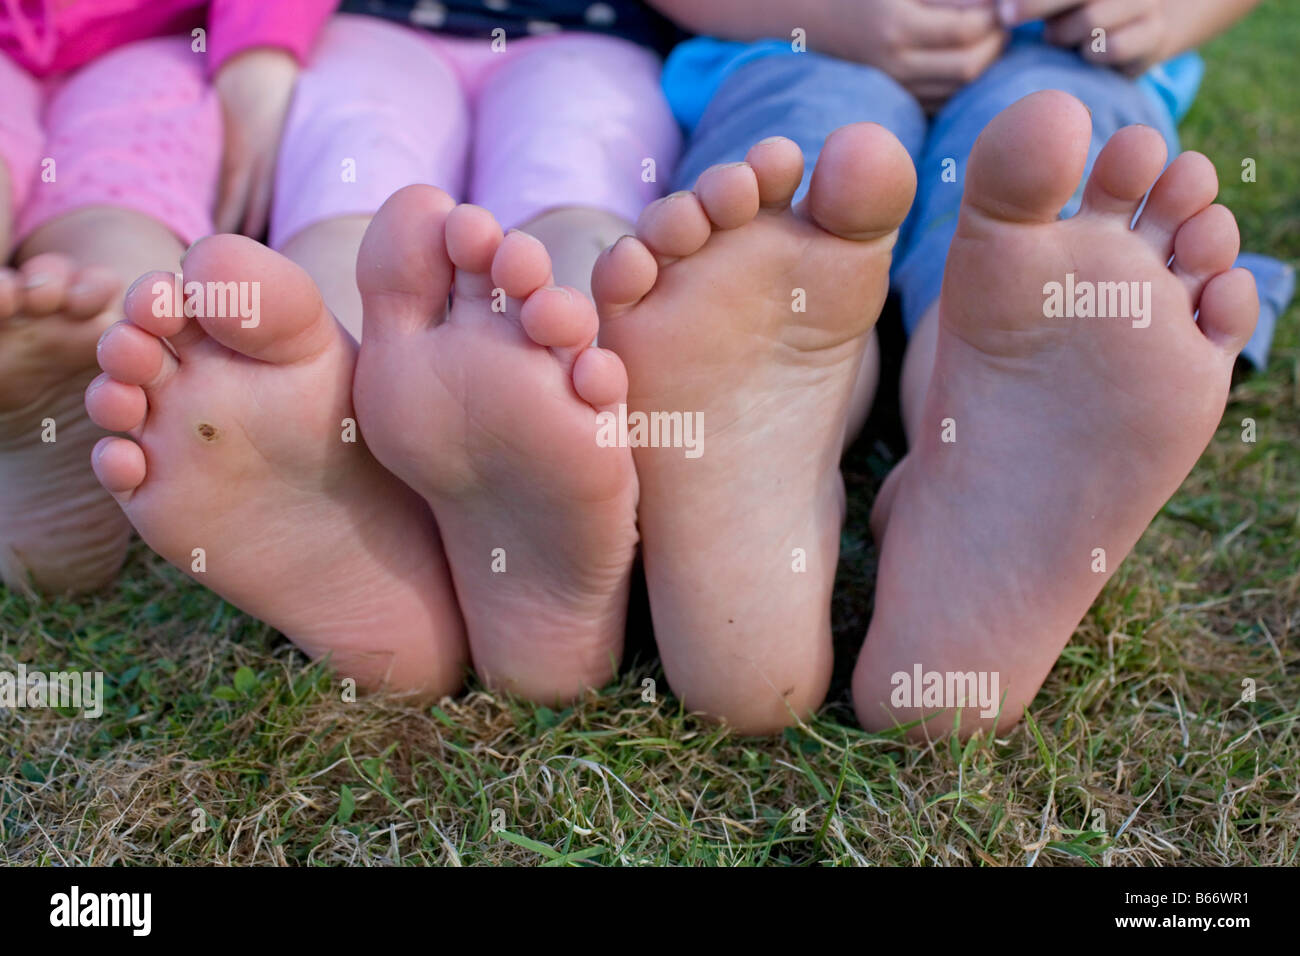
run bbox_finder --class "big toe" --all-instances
[358,184,457,339]
[963,90,1093,225]
[181,234,338,364]
[802,122,916,240]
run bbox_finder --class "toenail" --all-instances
[544,285,572,300]
[24,273,49,289]
[69,281,98,297]
[755,136,786,147]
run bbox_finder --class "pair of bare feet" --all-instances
[6,91,1254,736]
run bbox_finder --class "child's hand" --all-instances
[213,48,299,239]
[845,0,1007,107]
[1001,0,1170,75]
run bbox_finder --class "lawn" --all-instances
[2,7,1297,866]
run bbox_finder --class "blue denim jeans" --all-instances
[667,37,1289,367]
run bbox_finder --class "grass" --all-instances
[3,8,1298,866]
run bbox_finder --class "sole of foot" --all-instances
[855,90,1257,739]
[86,235,468,697]
[593,125,917,734]
[0,254,127,594]
[353,187,639,704]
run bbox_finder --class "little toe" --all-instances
[91,435,147,501]
[1197,267,1258,355]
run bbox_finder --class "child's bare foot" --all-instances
[593,126,916,733]
[855,91,1257,738]
[353,187,638,703]
[86,235,468,696]
[0,256,127,594]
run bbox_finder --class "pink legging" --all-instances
[270,14,682,248]
[0,36,220,250]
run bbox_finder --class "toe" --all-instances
[695,162,760,230]
[85,373,147,433]
[490,229,554,301]
[962,90,1092,226]
[1080,124,1168,224]
[0,268,21,318]
[181,234,339,365]
[1134,151,1218,260]
[124,270,206,352]
[96,320,177,390]
[591,235,658,320]
[745,136,805,209]
[572,346,628,411]
[446,203,506,301]
[519,285,598,357]
[64,266,120,320]
[802,122,916,240]
[358,184,456,339]
[1197,267,1258,355]
[635,191,712,263]
[91,436,147,501]
[17,253,73,315]
[1171,204,1240,308]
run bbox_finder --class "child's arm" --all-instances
[645,0,1006,105]
[1006,0,1261,74]
[208,0,339,237]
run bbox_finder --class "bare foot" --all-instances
[0,255,126,594]
[855,91,1258,738]
[353,187,638,703]
[593,126,916,733]
[86,235,468,696]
